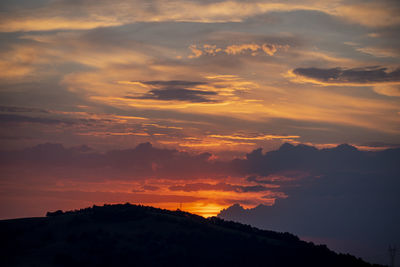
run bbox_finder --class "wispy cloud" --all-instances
[290,66,400,85]
[188,43,288,58]
[169,182,274,193]
[1,0,399,33]
[131,89,219,103]
[208,134,300,141]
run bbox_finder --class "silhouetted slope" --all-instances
[0,204,383,267]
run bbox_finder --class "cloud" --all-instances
[0,45,43,79]
[225,43,260,55]
[142,185,160,191]
[188,45,222,58]
[360,141,400,149]
[0,114,71,125]
[3,141,399,197]
[132,184,160,192]
[208,134,300,141]
[233,142,400,177]
[2,141,400,251]
[127,80,219,103]
[291,66,400,85]
[11,21,394,139]
[0,106,49,113]
[261,44,279,56]
[133,89,217,103]
[169,182,271,193]
[355,46,400,58]
[0,108,143,130]
[141,80,207,87]
[3,141,399,182]
[0,134,31,141]
[133,88,218,103]
[218,143,400,264]
[188,45,204,58]
[0,142,283,218]
[246,175,287,184]
[1,0,399,33]
[344,41,400,59]
[373,84,400,97]
[0,142,229,180]
[335,1,400,28]
[189,43,288,58]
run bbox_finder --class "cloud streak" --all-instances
[0,114,71,125]
[130,88,218,103]
[169,182,273,193]
[1,0,399,33]
[292,66,400,85]
[127,80,219,103]
[291,66,400,98]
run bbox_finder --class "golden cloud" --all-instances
[2,0,398,33]
[189,43,288,58]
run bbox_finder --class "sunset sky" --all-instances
[0,0,399,223]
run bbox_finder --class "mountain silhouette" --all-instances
[0,203,383,267]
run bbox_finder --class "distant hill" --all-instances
[0,204,384,267]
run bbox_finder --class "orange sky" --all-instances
[0,0,399,218]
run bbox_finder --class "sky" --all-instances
[0,0,399,263]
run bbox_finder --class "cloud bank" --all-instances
[219,142,400,264]
[1,141,399,264]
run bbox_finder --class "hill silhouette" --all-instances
[0,203,384,267]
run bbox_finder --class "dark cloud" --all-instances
[0,114,71,125]
[133,88,218,103]
[2,141,400,264]
[239,185,269,192]
[0,142,229,180]
[293,66,400,84]
[0,110,116,129]
[246,175,276,184]
[127,80,218,103]
[142,80,207,87]
[219,143,400,265]
[0,106,49,113]
[2,141,399,183]
[169,182,269,193]
[233,142,399,177]
[0,134,29,140]
[142,185,160,191]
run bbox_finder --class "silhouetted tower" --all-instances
[389,245,397,267]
